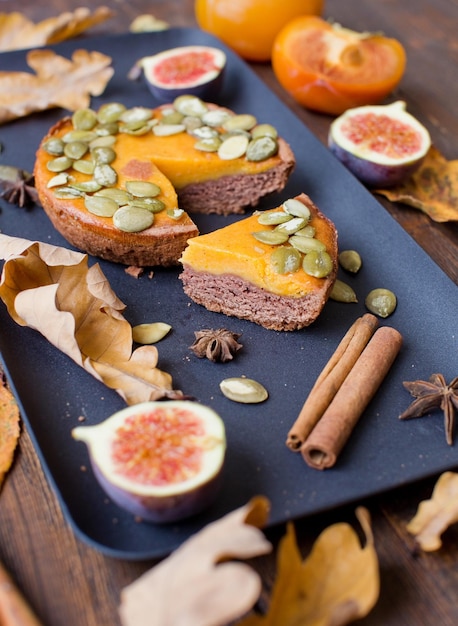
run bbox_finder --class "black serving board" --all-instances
[0,29,457,560]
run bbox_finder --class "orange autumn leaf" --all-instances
[0,376,20,488]
[240,507,379,626]
[406,471,458,551]
[119,497,272,626]
[0,48,113,125]
[375,146,458,222]
[0,7,114,52]
[0,234,182,404]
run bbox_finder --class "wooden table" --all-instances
[0,1,457,624]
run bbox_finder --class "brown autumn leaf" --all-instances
[119,496,272,626]
[0,7,114,52]
[0,375,20,488]
[375,146,458,222]
[0,234,183,404]
[240,507,379,626]
[0,48,113,125]
[406,471,458,551]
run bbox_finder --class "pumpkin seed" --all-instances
[64,141,88,160]
[218,134,249,160]
[283,198,311,220]
[94,122,119,136]
[251,123,278,139]
[365,288,397,318]
[167,208,184,220]
[275,216,307,235]
[89,135,116,149]
[42,138,65,156]
[93,163,117,186]
[257,211,292,225]
[91,146,116,164]
[47,156,73,172]
[125,181,161,197]
[201,109,232,127]
[270,246,301,274]
[47,172,69,188]
[84,195,118,217]
[174,95,208,117]
[153,123,186,136]
[129,198,165,213]
[252,230,289,245]
[113,205,154,232]
[97,102,126,124]
[132,322,171,344]
[119,124,151,136]
[53,186,83,199]
[246,136,278,161]
[330,279,358,303]
[72,159,95,175]
[62,130,97,143]
[219,377,268,404]
[289,235,326,254]
[120,106,153,124]
[70,180,102,193]
[161,111,184,125]
[183,115,203,132]
[190,125,219,140]
[339,249,362,273]
[194,137,222,152]
[72,108,97,131]
[94,188,131,205]
[294,225,316,238]
[302,250,333,278]
[222,113,257,132]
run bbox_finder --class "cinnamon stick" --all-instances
[0,561,43,626]
[286,314,379,451]
[301,326,403,470]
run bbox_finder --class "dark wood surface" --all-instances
[0,1,457,624]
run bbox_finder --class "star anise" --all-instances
[190,328,243,363]
[399,373,458,445]
[0,165,40,208]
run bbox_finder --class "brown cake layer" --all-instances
[180,267,336,331]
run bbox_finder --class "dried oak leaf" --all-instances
[0,234,182,404]
[0,48,113,125]
[375,146,458,222]
[406,471,458,551]
[0,7,114,52]
[240,507,379,626]
[119,496,272,626]
[0,375,20,488]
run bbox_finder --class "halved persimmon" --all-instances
[272,16,406,115]
[195,0,324,62]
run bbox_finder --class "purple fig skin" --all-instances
[91,457,225,523]
[146,70,225,104]
[328,134,425,187]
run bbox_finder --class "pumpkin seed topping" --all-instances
[113,205,155,232]
[218,134,249,160]
[97,102,126,124]
[126,181,161,197]
[252,229,290,245]
[270,246,302,274]
[84,195,118,217]
[72,108,97,131]
[219,377,268,404]
[246,136,278,161]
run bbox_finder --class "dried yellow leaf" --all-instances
[0,7,114,52]
[0,234,182,404]
[375,146,458,222]
[240,507,379,626]
[407,471,458,551]
[0,376,20,488]
[0,48,113,125]
[119,497,272,626]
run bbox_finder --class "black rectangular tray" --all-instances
[0,28,457,560]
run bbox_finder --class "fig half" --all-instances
[72,401,226,523]
[328,101,431,187]
[137,45,226,102]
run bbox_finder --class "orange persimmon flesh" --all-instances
[272,16,406,115]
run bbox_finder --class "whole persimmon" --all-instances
[195,0,324,62]
[272,16,406,114]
